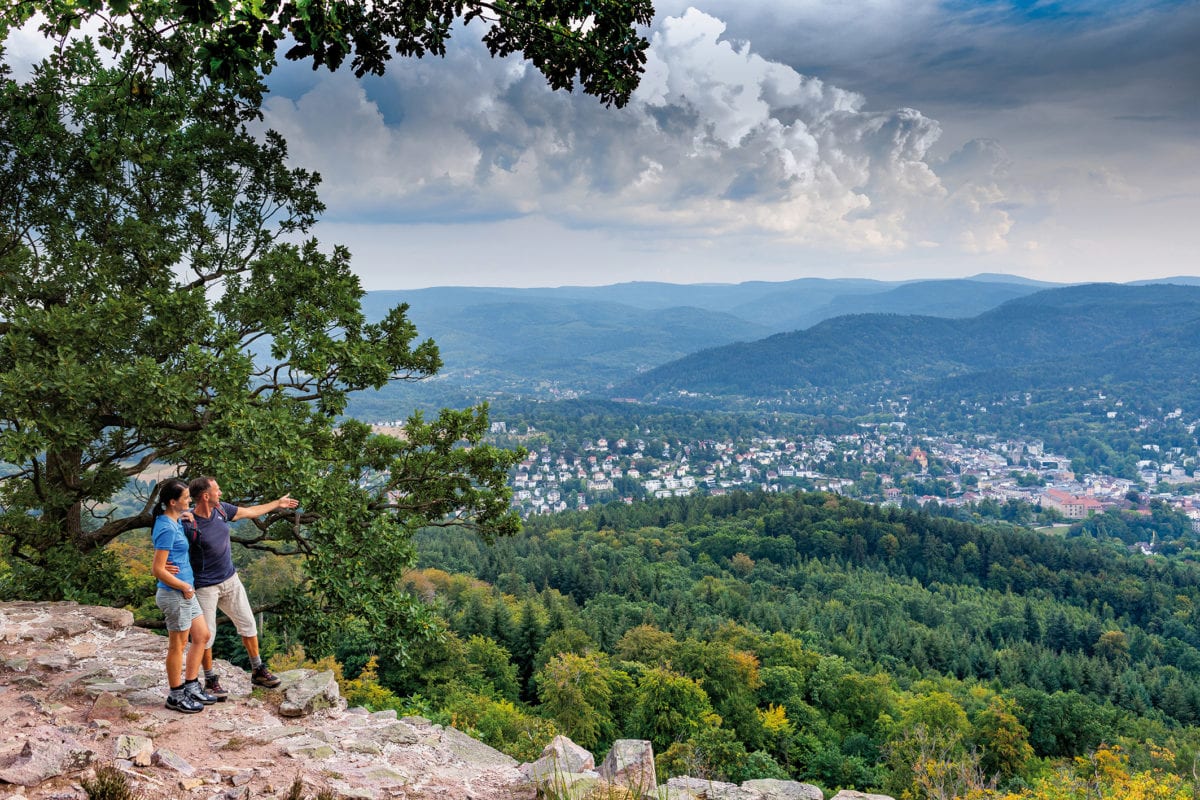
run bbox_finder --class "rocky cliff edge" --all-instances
[0,601,529,800]
[0,602,893,800]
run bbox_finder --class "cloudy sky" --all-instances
[11,1,1200,288]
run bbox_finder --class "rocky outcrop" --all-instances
[0,728,95,787]
[277,669,344,717]
[517,737,893,800]
[743,780,824,800]
[520,734,597,784]
[0,602,531,799]
[659,775,824,799]
[599,739,657,794]
[0,602,898,800]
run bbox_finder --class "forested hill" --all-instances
[619,283,1200,400]
[414,489,1200,793]
[363,276,1050,338]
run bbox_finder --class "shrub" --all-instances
[441,689,558,763]
[342,656,405,711]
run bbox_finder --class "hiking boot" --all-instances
[251,664,281,688]
[182,678,220,705]
[166,690,205,714]
[204,675,229,701]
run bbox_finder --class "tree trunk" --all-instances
[45,445,86,550]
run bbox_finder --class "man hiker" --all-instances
[186,476,299,696]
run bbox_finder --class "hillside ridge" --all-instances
[621,283,1200,399]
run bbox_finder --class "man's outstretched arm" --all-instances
[232,495,300,521]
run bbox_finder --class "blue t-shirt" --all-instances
[192,501,239,589]
[152,514,194,592]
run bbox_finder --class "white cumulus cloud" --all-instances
[261,8,1015,254]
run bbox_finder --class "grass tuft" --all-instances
[81,764,136,800]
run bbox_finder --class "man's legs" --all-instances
[218,573,281,688]
[241,633,282,686]
[242,634,260,662]
[199,632,255,685]
[195,583,220,664]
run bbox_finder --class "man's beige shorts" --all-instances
[195,573,258,649]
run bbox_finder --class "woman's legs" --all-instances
[159,593,209,712]
[166,629,189,687]
[184,614,210,682]
[167,613,210,684]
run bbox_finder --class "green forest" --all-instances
[190,490,1200,798]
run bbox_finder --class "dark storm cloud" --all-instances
[247,2,1198,284]
[658,0,1200,117]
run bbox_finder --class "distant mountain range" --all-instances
[356,276,1056,396]
[361,290,772,389]
[619,282,1200,405]
[367,275,1058,336]
[348,276,1200,418]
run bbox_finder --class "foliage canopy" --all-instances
[3,0,654,109]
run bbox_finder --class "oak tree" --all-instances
[1,0,652,664]
[0,41,521,660]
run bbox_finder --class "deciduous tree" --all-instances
[536,650,629,751]
[0,33,521,665]
[972,696,1034,781]
[2,0,652,669]
[629,665,714,752]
